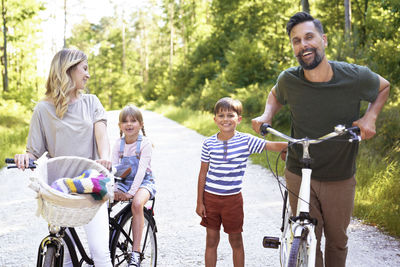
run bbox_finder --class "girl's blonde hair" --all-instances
[119,104,146,137]
[45,49,88,119]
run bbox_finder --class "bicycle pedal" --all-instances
[263,236,280,249]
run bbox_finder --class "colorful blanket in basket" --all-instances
[51,169,111,200]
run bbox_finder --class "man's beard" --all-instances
[296,47,324,70]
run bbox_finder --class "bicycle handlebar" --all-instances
[4,158,36,169]
[260,123,361,144]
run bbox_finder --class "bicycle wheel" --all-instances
[279,193,292,267]
[287,236,308,267]
[111,209,157,267]
[42,244,57,267]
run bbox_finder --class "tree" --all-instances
[344,0,351,43]
[301,0,310,13]
[1,0,8,92]
[0,0,44,105]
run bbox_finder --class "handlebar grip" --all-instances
[5,158,36,169]
[260,123,271,136]
[5,158,15,164]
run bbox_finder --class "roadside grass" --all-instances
[0,100,31,168]
[354,143,400,236]
[148,103,400,237]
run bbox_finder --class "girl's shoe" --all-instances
[128,251,141,267]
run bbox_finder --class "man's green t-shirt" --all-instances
[275,61,380,181]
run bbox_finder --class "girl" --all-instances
[112,104,156,267]
[14,49,112,266]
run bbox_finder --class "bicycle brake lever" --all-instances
[347,127,361,143]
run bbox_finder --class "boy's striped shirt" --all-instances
[201,131,267,195]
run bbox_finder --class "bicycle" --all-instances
[259,124,360,267]
[5,155,157,267]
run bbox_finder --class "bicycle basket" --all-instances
[28,153,114,227]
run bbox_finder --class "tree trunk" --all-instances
[140,12,149,86]
[1,0,8,92]
[345,0,352,37]
[301,0,310,14]
[169,1,174,85]
[122,15,126,73]
[63,0,67,48]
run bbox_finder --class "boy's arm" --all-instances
[196,161,209,218]
[265,141,288,153]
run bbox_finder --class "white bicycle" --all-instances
[260,124,361,267]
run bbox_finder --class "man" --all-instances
[252,12,390,267]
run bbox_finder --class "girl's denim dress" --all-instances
[115,135,156,198]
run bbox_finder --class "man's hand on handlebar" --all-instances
[252,116,271,135]
[352,117,376,140]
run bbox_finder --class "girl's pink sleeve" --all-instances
[127,138,153,196]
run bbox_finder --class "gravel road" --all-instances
[1,110,399,266]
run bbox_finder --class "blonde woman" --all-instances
[14,48,112,267]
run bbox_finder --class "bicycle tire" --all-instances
[279,193,292,267]
[42,244,57,267]
[111,209,157,267]
[287,236,308,267]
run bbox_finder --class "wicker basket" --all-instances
[28,154,114,227]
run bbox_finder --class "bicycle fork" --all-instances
[36,234,64,267]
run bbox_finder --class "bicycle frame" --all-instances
[35,199,156,267]
[4,158,157,267]
[261,124,360,267]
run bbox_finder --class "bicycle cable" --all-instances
[263,134,359,213]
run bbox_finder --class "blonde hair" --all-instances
[45,49,88,119]
[119,104,146,137]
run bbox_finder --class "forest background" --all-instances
[0,0,399,236]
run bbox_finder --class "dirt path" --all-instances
[1,110,399,266]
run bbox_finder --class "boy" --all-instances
[196,97,287,267]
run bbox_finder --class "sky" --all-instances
[38,0,150,76]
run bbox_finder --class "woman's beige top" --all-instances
[27,94,107,160]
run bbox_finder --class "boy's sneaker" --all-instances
[128,251,141,267]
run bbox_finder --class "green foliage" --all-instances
[68,16,144,109]
[354,158,400,236]
[0,99,31,167]
[366,105,400,160]
[352,103,400,236]
[0,0,45,107]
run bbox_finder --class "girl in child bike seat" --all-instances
[112,104,156,267]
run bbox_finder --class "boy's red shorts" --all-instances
[200,191,244,234]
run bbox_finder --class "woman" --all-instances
[14,48,112,267]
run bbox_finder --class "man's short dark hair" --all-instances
[286,12,324,37]
[214,97,242,116]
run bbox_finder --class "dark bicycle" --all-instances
[6,156,157,267]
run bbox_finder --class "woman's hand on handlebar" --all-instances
[114,190,133,201]
[14,153,35,170]
[96,159,112,170]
